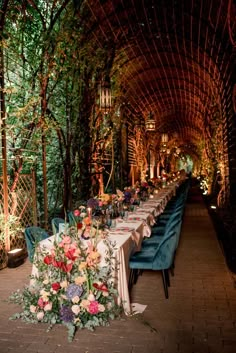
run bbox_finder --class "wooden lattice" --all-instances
[0,172,37,269]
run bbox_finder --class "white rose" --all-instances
[102,291,109,297]
[98,304,105,312]
[87,293,95,301]
[71,305,80,315]
[60,280,68,288]
[30,305,37,313]
[40,289,50,300]
[36,311,44,321]
[72,296,80,304]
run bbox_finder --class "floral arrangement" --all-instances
[9,226,122,341]
[68,206,92,232]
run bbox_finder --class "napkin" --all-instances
[142,221,151,237]
[131,303,147,314]
[148,214,155,226]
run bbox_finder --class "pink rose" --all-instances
[87,300,99,315]
[74,209,80,217]
[44,302,52,311]
[37,297,45,308]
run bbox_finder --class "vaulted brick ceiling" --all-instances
[80,0,236,158]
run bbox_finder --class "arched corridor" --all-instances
[0,1,236,351]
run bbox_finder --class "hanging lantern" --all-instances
[99,79,112,114]
[145,112,156,131]
[161,133,168,143]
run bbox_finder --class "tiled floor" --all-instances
[0,186,236,353]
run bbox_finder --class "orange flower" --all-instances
[83,217,91,226]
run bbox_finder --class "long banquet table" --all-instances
[30,182,178,315]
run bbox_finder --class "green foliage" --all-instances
[2,0,118,220]
[0,213,24,250]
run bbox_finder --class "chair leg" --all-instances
[161,269,169,299]
[170,263,175,276]
[133,269,139,284]
[165,269,170,287]
[128,268,139,292]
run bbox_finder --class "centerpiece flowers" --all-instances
[69,206,90,230]
[9,225,122,342]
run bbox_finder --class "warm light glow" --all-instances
[161,133,168,143]
[176,148,181,154]
[87,207,92,218]
[99,81,112,114]
[145,112,156,131]
[8,248,22,254]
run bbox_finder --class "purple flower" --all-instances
[124,191,131,203]
[60,305,75,323]
[87,198,99,209]
[66,284,83,299]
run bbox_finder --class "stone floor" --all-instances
[0,186,236,353]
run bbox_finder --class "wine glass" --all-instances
[120,210,125,219]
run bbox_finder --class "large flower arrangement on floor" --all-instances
[9,226,122,341]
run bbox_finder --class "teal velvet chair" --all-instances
[24,226,50,263]
[67,211,77,226]
[129,228,177,298]
[51,217,65,234]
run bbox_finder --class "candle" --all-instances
[87,207,92,219]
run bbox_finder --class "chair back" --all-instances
[152,228,177,270]
[24,226,49,263]
[163,208,183,235]
[51,217,65,234]
[67,211,77,226]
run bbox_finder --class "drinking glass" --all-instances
[111,219,116,229]
[106,216,112,229]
